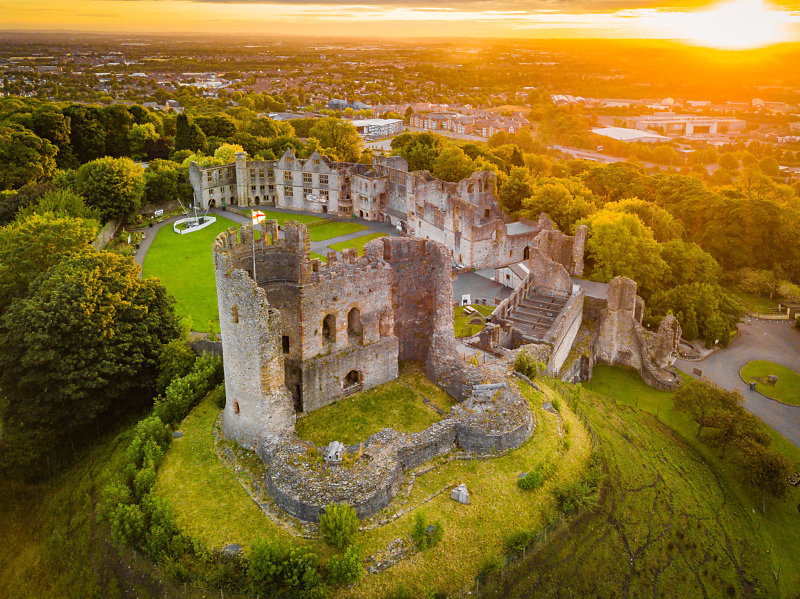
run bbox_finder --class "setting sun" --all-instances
[673,0,790,49]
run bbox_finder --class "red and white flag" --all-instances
[252,210,266,225]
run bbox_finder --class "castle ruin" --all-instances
[213,221,534,521]
[193,151,584,271]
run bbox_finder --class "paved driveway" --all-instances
[675,318,800,448]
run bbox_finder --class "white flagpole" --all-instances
[251,212,257,282]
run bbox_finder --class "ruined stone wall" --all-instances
[544,289,585,376]
[213,232,295,459]
[594,276,643,370]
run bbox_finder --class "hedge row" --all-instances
[100,349,364,597]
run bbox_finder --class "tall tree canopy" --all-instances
[76,157,145,221]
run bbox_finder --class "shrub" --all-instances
[126,415,171,471]
[154,354,223,425]
[283,546,324,590]
[328,545,363,586]
[504,529,534,554]
[554,456,602,513]
[478,554,504,578]
[108,502,147,548]
[411,512,444,550]
[319,503,359,549]
[795,315,800,331]
[209,382,226,409]
[551,397,562,413]
[133,464,157,499]
[248,536,288,589]
[518,464,549,491]
[156,339,197,393]
[513,350,545,379]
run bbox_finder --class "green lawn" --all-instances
[231,207,325,226]
[0,418,176,598]
[155,377,594,598]
[454,304,495,338]
[723,285,781,314]
[142,216,241,334]
[328,232,388,255]
[741,360,800,405]
[295,362,455,446]
[482,374,800,599]
[307,221,368,241]
[572,365,800,597]
[310,251,328,263]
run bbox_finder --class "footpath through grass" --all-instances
[143,216,239,334]
[328,232,387,255]
[295,362,455,445]
[740,360,800,405]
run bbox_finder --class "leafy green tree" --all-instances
[250,117,294,139]
[582,210,667,296]
[17,188,99,222]
[308,117,361,162]
[28,105,76,168]
[391,132,444,172]
[659,239,721,288]
[0,250,180,479]
[195,114,237,138]
[174,113,207,153]
[0,124,57,190]
[0,212,97,312]
[605,198,683,242]
[319,503,359,549]
[734,438,792,513]
[76,156,145,221]
[213,143,245,163]
[128,123,159,161]
[498,166,532,214]
[718,152,739,171]
[522,177,597,232]
[758,156,780,178]
[432,146,475,182]
[672,379,742,437]
[63,104,106,163]
[143,160,180,207]
[100,104,135,157]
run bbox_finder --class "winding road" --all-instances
[675,318,800,448]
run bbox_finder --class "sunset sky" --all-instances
[2,0,800,47]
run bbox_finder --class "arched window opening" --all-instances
[322,314,336,343]
[231,304,239,324]
[523,246,531,261]
[347,307,363,342]
[343,370,363,390]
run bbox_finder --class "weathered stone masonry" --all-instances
[213,222,534,520]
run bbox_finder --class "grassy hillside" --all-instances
[481,367,800,598]
[0,420,174,599]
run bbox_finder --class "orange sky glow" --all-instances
[2,0,800,48]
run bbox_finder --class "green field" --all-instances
[232,207,325,226]
[454,304,495,338]
[295,362,455,445]
[741,360,800,405]
[142,216,240,334]
[310,251,328,263]
[328,232,388,255]
[307,220,368,241]
[0,418,181,598]
[154,378,594,598]
[482,367,800,598]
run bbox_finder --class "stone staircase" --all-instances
[506,289,569,340]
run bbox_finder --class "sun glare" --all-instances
[673,0,790,49]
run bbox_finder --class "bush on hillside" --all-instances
[319,503,359,549]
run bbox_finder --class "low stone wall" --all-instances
[91,218,122,250]
[264,377,533,522]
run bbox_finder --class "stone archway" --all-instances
[343,369,363,390]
